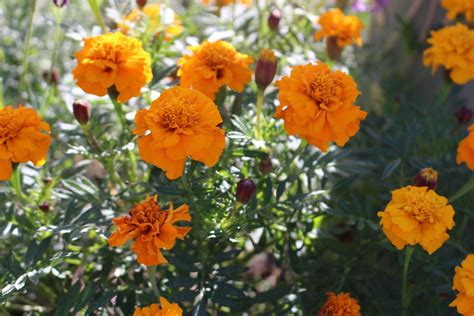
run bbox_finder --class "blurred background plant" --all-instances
[0,0,473,315]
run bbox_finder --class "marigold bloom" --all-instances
[457,124,474,170]
[318,292,361,316]
[73,32,152,103]
[450,254,474,315]
[275,63,367,152]
[133,86,225,179]
[117,3,183,41]
[423,24,474,85]
[109,195,191,266]
[314,9,364,48]
[178,41,253,100]
[441,0,474,22]
[0,106,51,181]
[133,297,182,316]
[377,186,455,255]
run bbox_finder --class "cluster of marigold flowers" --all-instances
[3,0,474,314]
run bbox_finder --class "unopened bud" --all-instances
[268,9,281,31]
[259,156,273,174]
[326,36,343,60]
[39,202,50,213]
[412,168,438,191]
[236,179,256,204]
[136,0,147,8]
[42,68,60,86]
[455,107,472,125]
[255,49,277,90]
[73,100,91,125]
[53,0,68,7]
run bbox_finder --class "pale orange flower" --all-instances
[457,124,474,170]
[275,62,366,152]
[450,254,474,315]
[314,8,364,48]
[133,297,182,316]
[0,106,51,180]
[73,32,152,103]
[178,40,253,100]
[133,86,225,180]
[377,186,455,255]
[318,292,361,316]
[109,195,191,266]
[441,0,474,22]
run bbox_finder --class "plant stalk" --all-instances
[449,175,474,203]
[402,246,415,316]
[255,89,265,139]
[147,265,161,301]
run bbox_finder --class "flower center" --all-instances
[303,72,343,110]
[129,197,166,224]
[404,197,436,223]
[157,99,199,132]
[200,43,235,71]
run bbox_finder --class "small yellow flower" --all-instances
[314,8,364,48]
[450,254,474,315]
[441,0,474,22]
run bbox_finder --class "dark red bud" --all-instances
[455,107,472,125]
[43,176,53,185]
[255,49,277,90]
[39,202,50,213]
[136,0,147,8]
[267,10,281,31]
[236,179,256,204]
[73,100,91,125]
[42,68,60,86]
[412,168,438,191]
[258,156,273,174]
[53,0,68,7]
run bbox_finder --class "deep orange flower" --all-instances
[178,41,253,100]
[275,62,366,152]
[0,106,51,180]
[457,124,474,170]
[117,3,183,41]
[314,9,364,48]
[133,297,182,316]
[133,86,226,179]
[450,254,474,315]
[109,195,191,266]
[73,32,152,103]
[377,186,455,255]
[423,24,474,85]
[318,292,361,316]
[441,0,474,22]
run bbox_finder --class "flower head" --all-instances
[73,32,152,103]
[117,4,183,41]
[450,254,474,315]
[314,9,364,48]
[441,0,474,22]
[423,24,474,85]
[134,86,226,179]
[178,41,253,100]
[457,124,474,170]
[377,186,455,254]
[133,297,182,316]
[109,195,191,266]
[318,292,361,316]
[0,106,51,181]
[275,62,367,152]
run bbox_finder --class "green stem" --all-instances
[10,167,29,205]
[109,96,128,131]
[255,89,265,139]
[128,149,138,183]
[87,0,106,33]
[401,246,415,316]
[449,175,474,203]
[147,265,161,301]
[19,0,37,98]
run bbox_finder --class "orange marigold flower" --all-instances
[109,195,191,266]
[72,32,152,103]
[457,124,474,170]
[0,106,51,181]
[133,297,183,316]
[133,86,225,180]
[441,0,474,22]
[314,8,364,48]
[423,24,474,85]
[377,186,455,255]
[275,62,367,152]
[318,292,361,316]
[450,254,474,315]
[117,3,183,41]
[178,40,253,100]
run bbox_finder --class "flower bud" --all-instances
[412,168,438,191]
[326,36,343,60]
[236,179,256,204]
[53,0,68,7]
[267,9,281,31]
[258,156,273,174]
[39,202,50,213]
[73,99,91,125]
[136,0,147,8]
[255,49,277,91]
[42,68,60,86]
[455,107,472,125]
